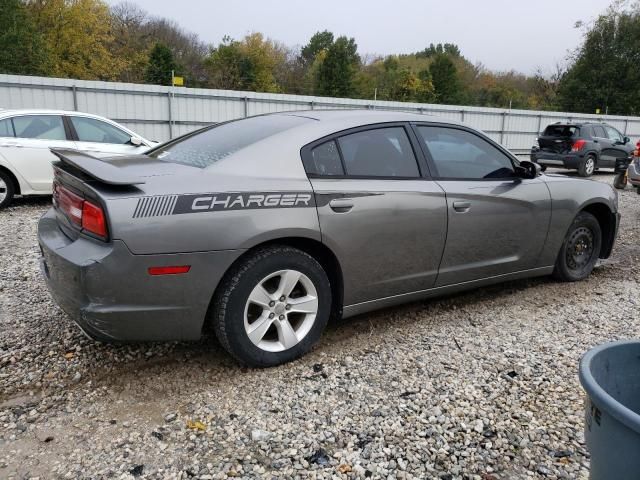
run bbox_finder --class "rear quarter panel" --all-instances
[539,175,618,265]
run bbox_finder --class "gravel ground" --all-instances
[1,171,639,480]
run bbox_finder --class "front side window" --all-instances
[305,140,344,176]
[12,115,66,140]
[0,118,14,137]
[336,127,420,178]
[149,115,312,168]
[417,126,515,180]
[70,116,132,144]
[605,126,623,143]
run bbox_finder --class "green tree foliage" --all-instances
[300,30,334,66]
[558,5,640,114]
[0,0,49,75]
[429,54,463,104]
[205,33,284,92]
[316,36,360,97]
[144,43,178,86]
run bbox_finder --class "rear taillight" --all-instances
[82,200,107,238]
[571,139,587,152]
[53,181,108,239]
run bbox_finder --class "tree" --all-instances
[316,36,360,97]
[205,33,284,92]
[27,0,122,80]
[558,5,640,115]
[144,43,178,85]
[429,54,463,104]
[300,30,334,65]
[0,0,49,75]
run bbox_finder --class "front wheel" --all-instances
[577,155,596,177]
[553,212,602,282]
[211,246,331,367]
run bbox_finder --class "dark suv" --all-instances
[531,122,634,177]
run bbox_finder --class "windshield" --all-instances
[148,115,313,168]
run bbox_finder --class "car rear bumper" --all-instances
[530,150,584,169]
[38,208,243,342]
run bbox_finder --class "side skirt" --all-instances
[342,266,554,319]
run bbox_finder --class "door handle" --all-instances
[453,201,471,212]
[329,198,354,213]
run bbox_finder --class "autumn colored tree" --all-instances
[27,0,122,80]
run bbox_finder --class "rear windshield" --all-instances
[148,115,312,168]
[542,125,579,137]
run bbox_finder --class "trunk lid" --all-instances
[538,124,580,154]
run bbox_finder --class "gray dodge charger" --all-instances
[38,110,620,366]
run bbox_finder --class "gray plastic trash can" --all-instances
[579,340,640,479]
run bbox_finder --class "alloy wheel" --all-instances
[243,269,319,352]
[585,157,595,175]
[0,177,6,203]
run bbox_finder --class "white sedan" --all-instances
[0,109,157,209]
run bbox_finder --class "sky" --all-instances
[105,0,615,74]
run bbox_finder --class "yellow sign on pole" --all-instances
[172,76,184,87]
[595,108,601,114]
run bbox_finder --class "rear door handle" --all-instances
[453,201,471,212]
[329,198,354,213]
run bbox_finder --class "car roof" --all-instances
[275,109,463,125]
[0,108,108,117]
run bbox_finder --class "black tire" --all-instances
[211,245,331,367]
[553,212,602,282]
[577,154,597,177]
[613,172,627,190]
[0,170,15,210]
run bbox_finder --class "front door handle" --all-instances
[453,201,471,212]
[329,198,354,213]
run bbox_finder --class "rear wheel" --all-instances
[212,246,331,367]
[578,154,596,177]
[553,212,602,282]
[0,170,15,210]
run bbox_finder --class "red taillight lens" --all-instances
[54,183,83,226]
[53,181,108,239]
[571,139,587,152]
[82,200,107,238]
[148,266,191,276]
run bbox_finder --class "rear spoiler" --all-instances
[50,148,146,185]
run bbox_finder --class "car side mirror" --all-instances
[624,136,631,144]
[130,136,143,146]
[516,160,542,179]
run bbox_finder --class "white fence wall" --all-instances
[2,73,640,156]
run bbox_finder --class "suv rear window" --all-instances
[542,125,579,137]
[149,115,312,168]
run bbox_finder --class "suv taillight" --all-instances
[571,139,587,152]
[53,182,108,239]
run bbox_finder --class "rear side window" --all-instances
[149,115,312,168]
[337,127,420,177]
[417,126,515,180]
[593,125,607,138]
[70,116,131,144]
[306,140,344,176]
[0,118,13,137]
[12,115,66,140]
[543,125,579,137]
